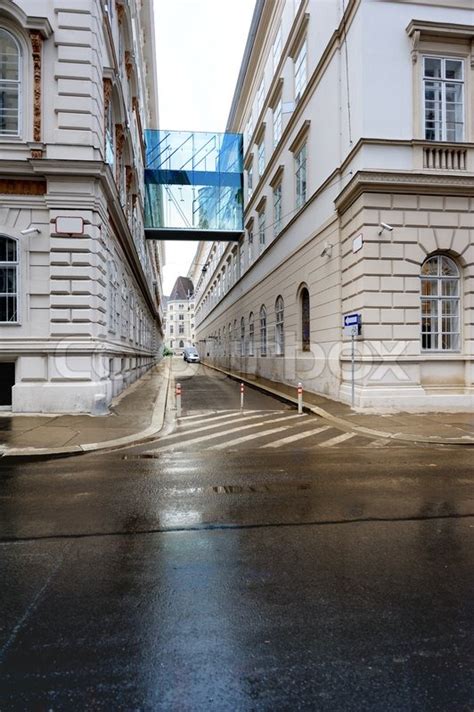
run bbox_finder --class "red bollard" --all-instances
[240,382,244,411]
[176,382,182,418]
[297,382,303,414]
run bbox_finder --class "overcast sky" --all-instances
[154,0,255,295]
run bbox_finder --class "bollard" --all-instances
[176,382,182,418]
[297,382,303,414]
[240,382,244,411]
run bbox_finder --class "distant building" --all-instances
[164,277,195,354]
[192,0,474,412]
[0,0,164,413]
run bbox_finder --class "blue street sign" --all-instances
[344,313,361,327]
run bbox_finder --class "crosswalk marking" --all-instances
[161,411,269,442]
[210,415,304,450]
[178,410,234,421]
[317,431,357,448]
[366,437,392,447]
[149,412,296,453]
[262,425,332,448]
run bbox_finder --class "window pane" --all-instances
[421,279,438,296]
[0,294,17,322]
[424,57,441,78]
[0,83,19,134]
[0,30,19,81]
[441,256,458,276]
[421,257,438,276]
[442,280,459,297]
[445,60,463,81]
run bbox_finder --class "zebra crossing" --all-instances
[141,409,399,454]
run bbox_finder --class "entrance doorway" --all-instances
[0,362,15,407]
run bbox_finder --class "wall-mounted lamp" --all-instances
[321,241,333,257]
[378,222,393,237]
[21,227,40,235]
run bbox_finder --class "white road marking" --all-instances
[150,413,301,453]
[317,432,357,448]
[160,411,269,442]
[261,425,332,448]
[366,438,392,448]
[178,411,234,421]
[210,415,304,450]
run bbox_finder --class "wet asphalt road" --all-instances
[0,362,473,710]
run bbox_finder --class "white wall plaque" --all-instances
[352,233,363,253]
[54,216,84,235]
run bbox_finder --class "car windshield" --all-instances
[187,349,198,355]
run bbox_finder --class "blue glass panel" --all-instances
[144,130,243,234]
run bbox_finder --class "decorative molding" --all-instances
[30,30,42,143]
[125,51,133,81]
[103,78,113,114]
[254,121,266,146]
[126,165,133,194]
[335,170,474,214]
[115,123,125,158]
[0,178,46,195]
[30,149,43,159]
[288,119,310,154]
[116,2,125,25]
[406,20,474,42]
[269,164,284,188]
[131,97,145,161]
[0,3,52,37]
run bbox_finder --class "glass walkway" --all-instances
[144,130,243,241]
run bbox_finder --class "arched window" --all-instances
[260,305,267,356]
[421,254,460,351]
[248,312,254,356]
[300,286,310,351]
[240,317,245,357]
[275,295,284,356]
[179,339,184,348]
[0,236,18,322]
[0,30,21,136]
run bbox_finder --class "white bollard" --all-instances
[240,382,244,411]
[176,382,182,418]
[297,382,303,414]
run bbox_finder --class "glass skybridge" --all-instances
[144,129,243,241]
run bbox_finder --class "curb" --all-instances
[0,361,172,460]
[203,362,474,447]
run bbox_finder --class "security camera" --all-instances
[20,227,40,235]
[378,222,393,236]
[321,241,333,257]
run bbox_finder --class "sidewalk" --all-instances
[204,362,474,446]
[0,359,171,458]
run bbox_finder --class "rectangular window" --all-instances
[273,24,282,69]
[257,80,265,116]
[257,140,265,176]
[273,184,282,235]
[245,116,253,149]
[248,230,253,263]
[273,97,282,146]
[239,244,244,276]
[295,143,307,209]
[247,165,253,198]
[258,211,265,253]
[179,314,184,321]
[294,40,307,102]
[178,324,184,335]
[423,57,464,142]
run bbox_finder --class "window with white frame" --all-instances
[0,29,21,136]
[273,24,282,70]
[248,312,254,356]
[295,143,307,209]
[257,79,265,116]
[0,236,18,322]
[240,316,245,356]
[294,40,307,102]
[275,295,284,355]
[248,228,253,263]
[239,243,244,277]
[421,254,460,351]
[245,116,253,149]
[260,305,267,356]
[257,140,265,176]
[258,210,265,252]
[247,164,253,198]
[273,184,282,235]
[423,57,464,142]
[273,97,282,146]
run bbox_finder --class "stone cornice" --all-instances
[0,2,53,37]
[335,170,474,213]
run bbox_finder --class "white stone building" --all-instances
[0,0,164,412]
[163,276,195,354]
[192,0,474,411]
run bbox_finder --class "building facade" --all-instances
[192,0,474,411]
[163,276,195,354]
[0,0,164,413]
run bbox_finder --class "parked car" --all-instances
[183,347,200,363]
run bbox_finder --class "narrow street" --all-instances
[0,363,473,710]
